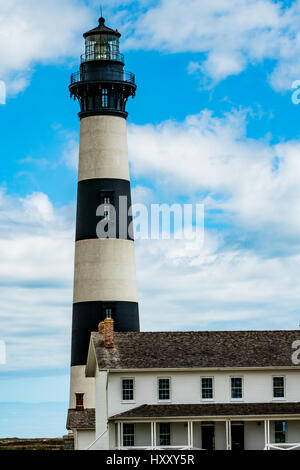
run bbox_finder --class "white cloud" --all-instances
[61,135,79,170]
[3,0,300,94]
[6,75,31,96]
[2,0,300,94]
[136,235,300,331]
[128,109,300,245]
[200,50,247,83]
[132,185,157,205]
[0,0,92,94]
[127,108,300,332]
[0,189,75,372]
[124,0,300,90]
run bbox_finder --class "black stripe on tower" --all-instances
[71,301,139,366]
[76,178,133,241]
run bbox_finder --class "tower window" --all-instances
[102,89,108,108]
[123,424,134,447]
[99,191,114,223]
[103,196,110,221]
[105,308,112,319]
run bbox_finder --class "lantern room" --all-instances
[83,17,123,63]
[69,17,136,119]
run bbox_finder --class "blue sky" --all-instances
[1,0,300,438]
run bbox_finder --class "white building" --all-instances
[67,320,300,450]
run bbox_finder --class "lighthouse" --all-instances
[68,17,140,411]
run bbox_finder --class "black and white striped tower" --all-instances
[68,17,140,410]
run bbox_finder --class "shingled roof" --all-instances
[110,403,300,420]
[66,409,95,430]
[90,330,300,370]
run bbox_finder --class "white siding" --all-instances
[215,422,227,450]
[192,423,201,449]
[135,423,151,447]
[91,368,300,449]
[286,420,300,444]
[105,369,300,417]
[91,368,109,450]
[75,430,95,450]
[171,422,188,446]
[244,421,265,450]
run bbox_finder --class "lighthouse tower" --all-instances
[68,17,140,411]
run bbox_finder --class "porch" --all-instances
[109,403,300,450]
[112,419,300,450]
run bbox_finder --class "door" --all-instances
[231,422,244,451]
[201,422,215,450]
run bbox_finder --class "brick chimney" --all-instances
[75,393,84,411]
[103,318,114,348]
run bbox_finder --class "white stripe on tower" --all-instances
[78,116,130,181]
[74,238,138,304]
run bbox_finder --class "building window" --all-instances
[122,379,134,401]
[102,88,108,108]
[123,423,134,447]
[231,377,243,399]
[159,423,171,446]
[275,421,286,443]
[273,377,285,399]
[201,377,214,400]
[158,378,170,401]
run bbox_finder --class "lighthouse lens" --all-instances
[85,35,120,61]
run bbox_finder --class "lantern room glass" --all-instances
[85,34,120,61]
